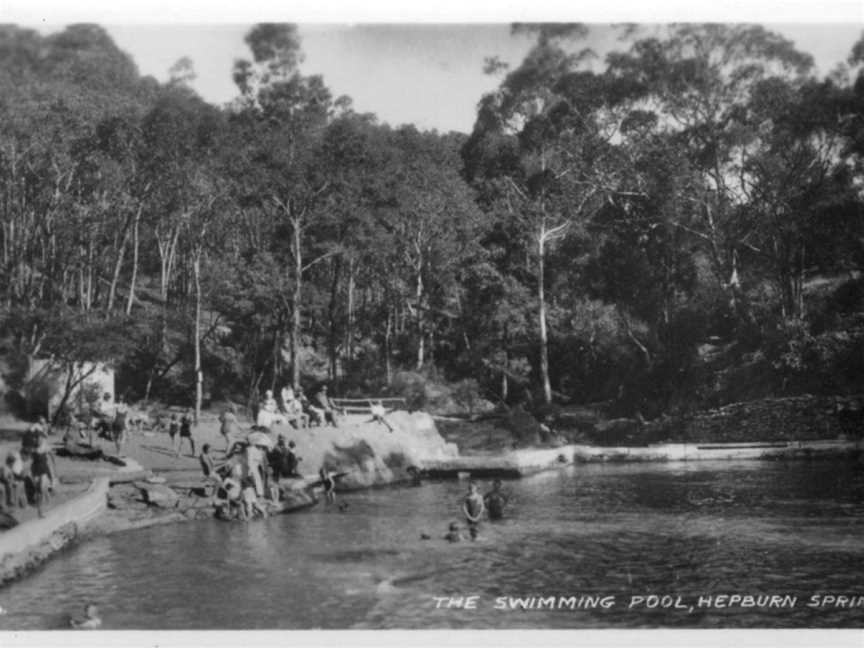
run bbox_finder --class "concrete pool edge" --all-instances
[422,438,864,478]
[0,476,109,587]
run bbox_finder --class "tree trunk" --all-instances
[538,232,552,405]
[193,252,203,424]
[384,308,393,385]
[414,267,424,371]
[125,206,141,315]
[291,216,302,391]
[501,329,509,402]
[106,217,132,313]
[345,257,355,366]
[327,256,342,381]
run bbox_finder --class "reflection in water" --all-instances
[0,459,862,629]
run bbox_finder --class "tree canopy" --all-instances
[1,23,862,419]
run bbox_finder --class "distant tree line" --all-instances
[1,23,863,421]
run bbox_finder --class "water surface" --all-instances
[1,459,862,629]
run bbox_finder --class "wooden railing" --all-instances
[331,397,407,415]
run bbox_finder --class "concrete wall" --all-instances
[0,478,109,585]
[0,478,109,561]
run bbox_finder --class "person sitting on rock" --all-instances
[281,387,308,429]
[369,401,394,432]
[257,390,285,428]
[199,444,223,487]
[312,385,340,427]
[70,603,101,629]
[299,389,324,426]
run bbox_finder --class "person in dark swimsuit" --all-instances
[483,479,509,521]
[178,410,195,457]
[111,408,127,456]
[167,414,179,453]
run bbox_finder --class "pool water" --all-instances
[0,459,862,629]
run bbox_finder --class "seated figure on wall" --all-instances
[280,386,308,428]
[256,390,285,428]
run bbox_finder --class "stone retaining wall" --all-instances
[0,478,109,586]
[647,394,864,443]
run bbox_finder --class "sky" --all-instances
[5,2,863,134]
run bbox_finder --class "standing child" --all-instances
[178,410,195,458]
[167,414,179,454]
[462,481,485,541]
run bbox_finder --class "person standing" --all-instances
[483,479,509,521]
[30,437,56,518]
[218,407,239,453]
[112,400,128,456]
[244,441,265,497]
[167,414,180,453]
[462,481,485,540]
[178,410,196,458]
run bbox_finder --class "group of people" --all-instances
[1,419,57,519]
[446,479,509,542]
[165,410,196,457]
[257,385,342,429]
[198,432,305,521]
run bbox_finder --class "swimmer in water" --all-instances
[483,478,509,521]
[70,603,101,629]
[462,481,485,541]
[444,522,464,543]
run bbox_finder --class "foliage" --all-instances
[0,23,862,419]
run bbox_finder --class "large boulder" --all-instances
[135,483,180,508]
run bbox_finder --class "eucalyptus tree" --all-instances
[464,24,626,404]
[605,24,816,326]
[229,23,354,390]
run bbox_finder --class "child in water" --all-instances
[444,522,464,543]
[462,481,485,540]
[70,603,101,629]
